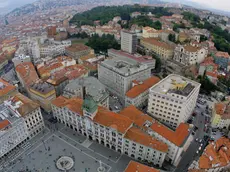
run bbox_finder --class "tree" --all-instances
[86,34,120,53]
[200,35,208,42]
[168,34,176,42]
[152,54,161,72]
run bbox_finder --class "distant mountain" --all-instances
[0,0,37,15]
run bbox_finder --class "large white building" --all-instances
[98,55,151,100]
[173,44,208,66]
[51,96,168,167]
[0,93,45,159]
[51,96,193,167]
[121,30,137,54]
[147,74,200,129]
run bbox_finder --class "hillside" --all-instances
[70,5,172,26]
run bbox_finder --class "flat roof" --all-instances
[150,74,200,98]
[100,55,149,76]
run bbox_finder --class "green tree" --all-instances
[152,54,161,72]
[168,34,176,42]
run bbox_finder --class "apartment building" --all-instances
[15,62,39,93]
[108,49,156,71]
[119,106,193,166]
[0,78,18,104]
[46,75,69,96]
[173,44,208,66]
[124,161,160,172]
[121,30,137,54]
[98,56,151,100]
[4,93,45,138]
[147,74,200,129]
[29,81,56,112]
[51,96,168,167]
[189,137,230,172]
[0,105,28,158]
[211,102,230,129]
[140,38,174,61]
[65,44,92,61]
[63,77,109,109]
[125,76,160,108]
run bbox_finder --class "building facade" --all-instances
[147,74,200,129]
[140,38,174,61]
[173,44,208,66]
[51,96,168,167]
[98,56,151,100]
[29,81,56,112]
[211,102,230,129]
[0,93,45,158]
[121,30,137,54]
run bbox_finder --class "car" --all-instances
[198,147,202,150]
[196,151,199,154]
[201,143,203,146]
[199,139,202,143]
[195,138,199,142]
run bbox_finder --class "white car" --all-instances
[195,138,199,142]
[199,139,202,143]
[196,151,199,154]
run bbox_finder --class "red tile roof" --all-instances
[125,161,160,172]
[126,76,160,98]
[0,120,10,130]
[120,105,190,147]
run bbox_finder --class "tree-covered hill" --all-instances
[70,5,172,26]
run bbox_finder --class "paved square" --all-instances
[8,134,110,172]
[5,124,134,172]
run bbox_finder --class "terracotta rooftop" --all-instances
[0,119,10,130]
[124,161,160,172]
[199,137,230,170]
[184,45,201,52]
[141,38,174,50]
[52,96,133,134]
[215,51,230,58]
[10,93,40,116]
[65,44,90,52]
[120,106,190,147]
[125,127,168,152]
[126,76,160,98]
[15,62,39,87]
[0,78,16,97]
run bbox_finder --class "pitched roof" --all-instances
[120,105,190,147]
[199,137,230,170]
[11,93,40,116]
[184,45,201,52]
[52,96,133,134]
[126,76,160,98]
[0,120,10,130]
[141,38,174,50]
[124,161,160,172]
[124,127,168,152]
[0,78,16,97]
[65,44,90,52]
[15,62,39,87]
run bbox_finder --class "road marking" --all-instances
[53,134,111,171]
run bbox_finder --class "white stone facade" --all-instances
[121,30,137,54]
[147,74,200,129]
[173,44,208,66]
